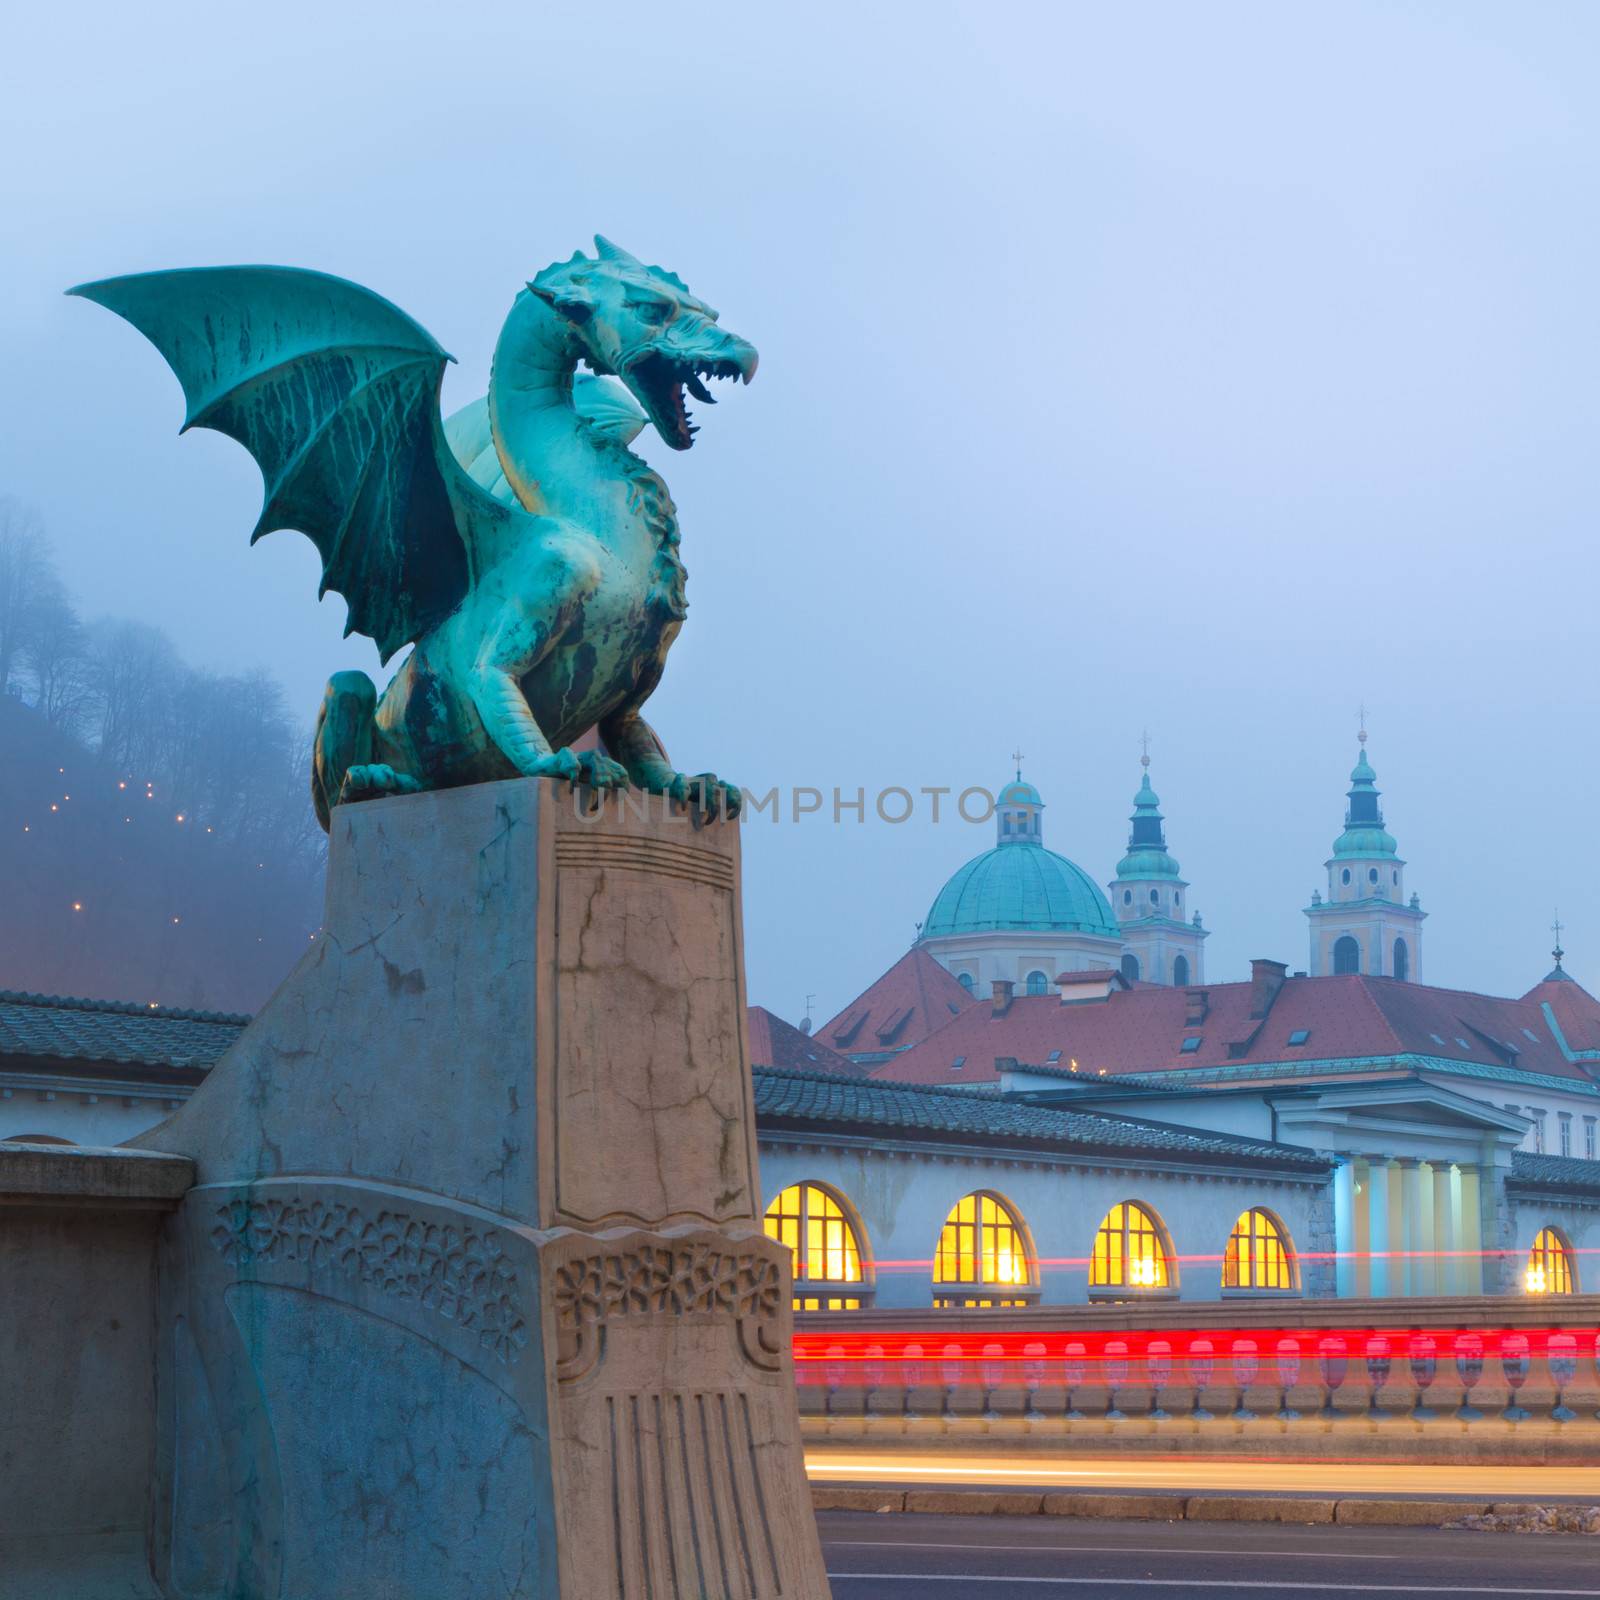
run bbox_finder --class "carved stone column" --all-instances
[141,778,827,1599]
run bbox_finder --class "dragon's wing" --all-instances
[70,266,483,662]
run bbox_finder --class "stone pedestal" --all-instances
[138,778,827,1599]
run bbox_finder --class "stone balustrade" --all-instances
[793,1297,1600,1457]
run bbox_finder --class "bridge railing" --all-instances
[793,1297,1600,1450]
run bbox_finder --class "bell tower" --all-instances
[1305,723,1426,980]
[1108,739,1207,986]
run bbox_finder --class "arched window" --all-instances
[1172,954,1190,988]
[1149,889,1160,905]
[957,972,975,994]
[1393,937,1409,982]
[1525,1227,1576,1295]
[1341,868,1351,886]
[1121,953,1140,983]
[1024,969,1048,996]
[933,1192,1034,1307]
[1090,1201,1174,1293]
[1222,1209,1297,1291]
[1123,889,1133,906]
[764,1183,868,1310]
[1333,935,1361,975]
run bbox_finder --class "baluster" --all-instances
[940,1341,963,1426]
[1408,1334,1438,1421]
[1187,1336,1215,1420]
[1365,1334,1392,1421]
[1548,1333,1578,1423]
[980,1340,1004,1423]
[1500,1332,1531,1422]
[901,1341,925,1425]
[1023,1339,1047,1423]
[1063,1339,1086,1421]
[1147,1339,1173,1420]
[1453,1332,1484,1422]
[863,1342,886,1420]
[1317,1335,1348,1420]
[1105,1338,1130,1421]
[1230,1338,1259,1420]
[1275,1336,1303,1421]
[824,1342,847,1423]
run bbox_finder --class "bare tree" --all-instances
[23,589,91,733]
[0,498,53,699]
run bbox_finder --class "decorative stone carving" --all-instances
[551,1241,781,1331]
[208,1196,529,1365]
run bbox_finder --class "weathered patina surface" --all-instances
[70,239,757,829]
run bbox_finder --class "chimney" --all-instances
[1249,959,1289,1019]
[1184,988,1209,1026]
[991,979,1014,1017]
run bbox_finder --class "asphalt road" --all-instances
[806,1450,1600,1498]
[819,1512,1600,1599]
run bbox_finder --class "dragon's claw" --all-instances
[665,771,742,820]
[338,763,423,805]
[527,747,629,793]
[575,749,630,790]
[527,747,582,784]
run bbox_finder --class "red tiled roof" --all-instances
[817,946,975,1058]
[746,1006,865,1076]
[869,971,1600,1090]
[1520,972,1600,1055]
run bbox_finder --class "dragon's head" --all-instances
[530,236,758,451]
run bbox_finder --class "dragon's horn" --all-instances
[594,235,642,266]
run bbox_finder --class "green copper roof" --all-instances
[924,842,1119,939]
[1114,768,1181,881]
[998,779,1042,807]
[1332,742,1397,858]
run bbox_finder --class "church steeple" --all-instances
[1306,721,1426,980]
[1109,737,1206,987]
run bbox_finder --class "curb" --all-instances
[810,1486,1598,1530]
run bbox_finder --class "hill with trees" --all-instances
[0,499,324,1013]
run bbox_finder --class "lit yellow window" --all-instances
[763,1183,864,1310]
[932,1192,1033,1306]
[1223,1209,1296,1291]
[1525,1227,1576,1295]
[1090,1201,1171,1291]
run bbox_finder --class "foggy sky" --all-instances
[4,1,1597,1025]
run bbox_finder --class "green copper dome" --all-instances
[924,770,1118,940]
[925,844,1119,939]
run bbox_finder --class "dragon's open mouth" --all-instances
[624,351,751,451]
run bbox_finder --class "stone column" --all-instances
[1365,1158,1392,1298]
[1458,1165,1483,1295]
[1332,1159,1357,1299]
[1433,1164,1458,1295]
[1398,1159,1425,1298]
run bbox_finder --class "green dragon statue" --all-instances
[70,237,757,829]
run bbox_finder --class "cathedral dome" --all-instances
[924,844,1119,939]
